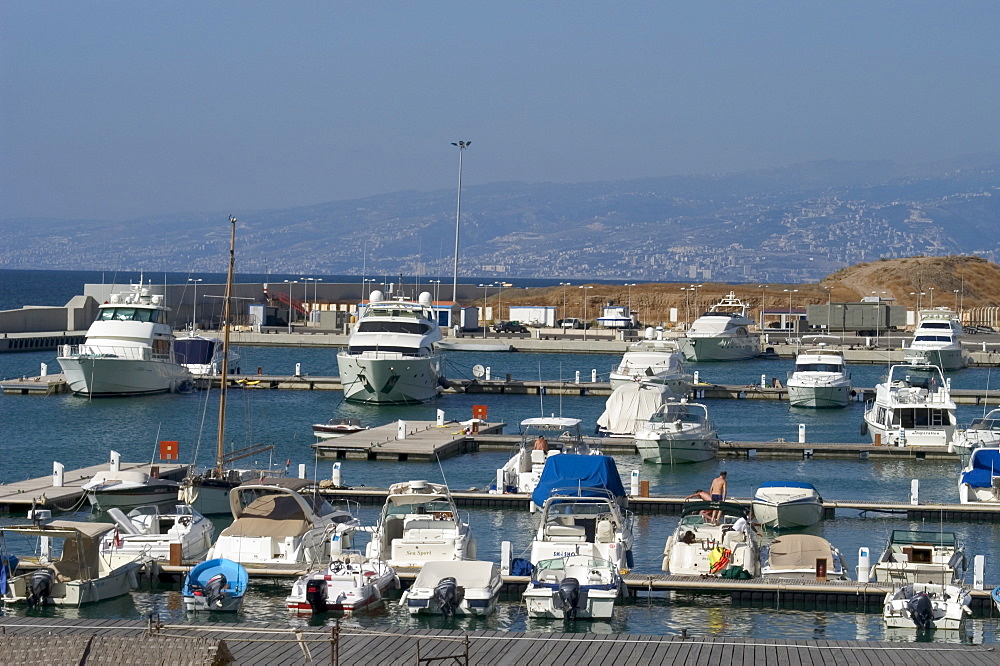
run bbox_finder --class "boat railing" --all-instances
[61,344,166,362]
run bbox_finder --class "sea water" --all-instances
[1,272,999,642]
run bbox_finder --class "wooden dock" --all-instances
[0,372,70,395]
[0,461,188,512]
[2,617,998,665]
[311,420,506,461]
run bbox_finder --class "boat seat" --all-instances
[544,524,586,541]
[530,450,547,465]
[596,520,615,543]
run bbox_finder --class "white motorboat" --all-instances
[862,362,957,447]
[662,501,760,577]
[752,481,824,529]
[101,504,214,568]
[523,555,622,620]
[81,468,180,511]
[174,332,236,376]
[883,582,972,631]
[786,347,852,408]
[958,447,1000,504]
[761,534,849,581]
[596,304,638,330]
[57,280,193,396]
[495,417,596,496]
[366,480,476,568]
[403,560,502,617]
[596,381,672,438]
[903,309,967,371]
[182,558,248,613]
[208,477,360,566]
[312,417,368,439]
[677,292,760,362]
[1,521,140,607]
[286,552,398,615]
[949,408,1000,459]
[529,456,634,573]
[609,333,692,396]
[633,399,719,464]
[869,529,966,585]
[336,290,444,404]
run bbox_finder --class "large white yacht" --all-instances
[336,290,444,404]
[786,346,852,408]
[904,309,966,370]
[608,331,692,396]
[57,282,192,396]
[862,362,957,447]
[677,292,759,362]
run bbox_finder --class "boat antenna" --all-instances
[983,368,992,418]
[216,216,237,477]
[434,451,450,489]
[538,360,544,416]
[150,423,162,464]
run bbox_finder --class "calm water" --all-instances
[2,270,1000,642]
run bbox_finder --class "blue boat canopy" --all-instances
[531,455,625,507]
[757,481,817,490]
[960,449,1000,488]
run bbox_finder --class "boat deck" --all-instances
[311,420,506,461]
[2,616,997,664]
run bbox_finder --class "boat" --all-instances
[785,347,852,408]
[174,332,236,376]
[101,504,214,568]
[177,217,278,515]
[366,480,476,568]
[596,381,672,438]
[862,362,957,447]
[286,552,398,615]
[402,560,502,617]
[869,529,966,585]
[495,417,596,496]
[522,555,622,620]
[336,290,445,404]
[677,292,760,362]
[182,558,248,612]
[608,333,692,396]
[595,303,638,330]
[992,585,1000,614]
[958,447,1000,504]
[949,408,1000,459]
[761,534,849,580]
[0,521,140,607]
[633,399,719,464]
[903,309,967,371]
[883,582,972,631]
[661,501,760,577]
[81,467,180,511]
[56,279,193,396]
[207,477,360,566]
[435,341,513,352]
[312,417,368,439]
[751,481,824,529]
[529,455,634,572]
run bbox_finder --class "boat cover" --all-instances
[765,534,835,571]
[960,448,1000,488]
[220,495,312,538]
[597,382,670,435]
[412,560,498,589]
[174,337,218,365]
[531,455,625,507]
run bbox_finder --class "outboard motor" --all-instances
[27,568,54,609]
[305,578,328,614]
[204,573,228,609]
[434,577,459,617]
[558,577,581,621]
[907,592,934,631]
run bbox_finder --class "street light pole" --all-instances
[579,285,594,340]
[283,280,298,333]
[625,283,636,322]
[783,289,798,330]
[928,287,934,308]
[559,282,571,323]
[757,285,768,329]
[478,283,490,338]
[451,140,471,307]
[187,278,202,330]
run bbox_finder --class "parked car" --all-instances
[559,318,583,329]
[493,321,528,334]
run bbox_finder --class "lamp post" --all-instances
[497,282,510,324]
[579,285,594,340]
[954,289,960,312]
[928,287,934,308]
[429,279,441,304]
[625,283,636,321]
[187,278,203,330]
[871,291,886,348]
[680,287,692,328]
[451,140,471,307]
[283,280,298,333]
[559,282,571,323]
[478,283,490,338]
[757,285,768,330]
[783,289,798,331]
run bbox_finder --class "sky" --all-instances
[2,1,999,221]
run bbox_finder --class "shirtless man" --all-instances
[533,435,549,452]
[709,471,727,524]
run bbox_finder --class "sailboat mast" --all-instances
[216,216,236,475]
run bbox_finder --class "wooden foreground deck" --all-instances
[1,617,997,665]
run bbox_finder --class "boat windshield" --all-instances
[97,307,165,323]
[795,363,843,372]
[357,321,432,334]
[914,335,954,343]
[386,498,454,516]
[921,322,951,329]
[544,498,612,517]
[650,404,705,424]
[535,557,611,573]
[889,530,957,547]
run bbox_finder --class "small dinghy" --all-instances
[402,561,503,617]
[523,555,622,620]
[312,417,368,439]
[883,582,971,631]
[286,552,398,615]
[182,558,248,612]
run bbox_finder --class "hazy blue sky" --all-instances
[3,2,999,221]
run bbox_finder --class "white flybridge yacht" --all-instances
[786,346,852,408]
[337,290,444,404]
[608,330,692,395]
[677,292,759,362]
[57,280,192,396]
[904,309,967,370]
[862,362,957,447]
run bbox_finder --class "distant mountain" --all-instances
[2,156,998,282]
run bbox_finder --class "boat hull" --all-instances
[677,336,759,362]
[3,564,139,606]
[336,352,443,404]
[883,584,971,630]
[523,585,618,619]
[787,384,850,408]
[178,478,241,516]
[58,356,192,396]
[86,484,180,511]
[752,499,824,529]
[634,436,718,464]
[905,347,966,371]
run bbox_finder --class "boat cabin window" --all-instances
[386,499,453,516]
[357,321,430,335]
[892,408,951,428]
[348,345,425,356]
[914,335,953,342]
[796,363,843,372]
[921,322,951,329]
[97,307,164,323]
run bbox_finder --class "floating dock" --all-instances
[311,420,506,461]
